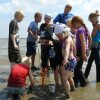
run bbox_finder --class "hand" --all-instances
[14,34,19,38]
[82,55,87,62]
[14,44,19,50]
[27,85,34,94]
[62,59,69,66]
[29,85,33,91]
[33,35,38,41]
[76,56,80,61]
[16,34,19,38]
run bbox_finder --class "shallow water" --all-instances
[0,38,100,100]
[0,70,100,100]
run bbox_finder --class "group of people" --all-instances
[7,4,100,100]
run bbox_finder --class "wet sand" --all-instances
[0,40,100,100]
[0,56,100,100]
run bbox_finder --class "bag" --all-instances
[91,41,98,48]
[49,47,56,58]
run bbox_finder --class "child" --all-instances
[7,57,34,99]
[39,14,59,86]
[26,12,42,71]
[54,23,77,99]
[71,16,92,87]
[8,10,24,66]
[39,14,53,77]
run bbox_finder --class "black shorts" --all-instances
[41,40,63,70]
[53,40,63,66]
[41,45,50,68]
[8,48,21,63]
[26,41,36,57]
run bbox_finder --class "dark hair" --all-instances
[34,12,42,18]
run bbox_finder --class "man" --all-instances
[53,4,74,24]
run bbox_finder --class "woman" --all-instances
[84,10,100,82]
[71,16,92,87]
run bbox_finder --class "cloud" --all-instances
[82,0,100,16]
[66,0,83,5]
[0,0,100,38]
[0,0,100,14]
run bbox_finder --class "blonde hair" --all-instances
[22,57,31,66]
[14,10,25,18]
[89,10,99,19]
[63,31,69,38]
[66,20,72,27]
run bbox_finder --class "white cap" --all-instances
[44,14,52,19]
[54,23,71,35]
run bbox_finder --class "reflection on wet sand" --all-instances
[0,70,100,100]
[0,39,100,100]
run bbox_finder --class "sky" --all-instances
[0,0,100,38]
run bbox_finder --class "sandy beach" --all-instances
[0,38,100,100]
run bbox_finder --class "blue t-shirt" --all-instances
[27,21,38,42]
[53,13,74,24]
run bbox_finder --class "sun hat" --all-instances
[54,23,71,35]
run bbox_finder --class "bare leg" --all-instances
[31,53,35,67]
[68,72,74,86]
[59,66,64,85]
[54,67,60,85]
[61,67,71,98]
[68,72,75,91]
[64,70,70,95]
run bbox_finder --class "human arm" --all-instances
[53,14,60,24]
[27,22,38,40]
[79,34,87,61]
[72,40,77,57]
[11,34,19,49]
[28,70,34,87]
[27,28,38,40]
[10,20,19,49]
[62,39,70,65]
[87,33,92,49]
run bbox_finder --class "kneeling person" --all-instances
[7,57,34,99]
